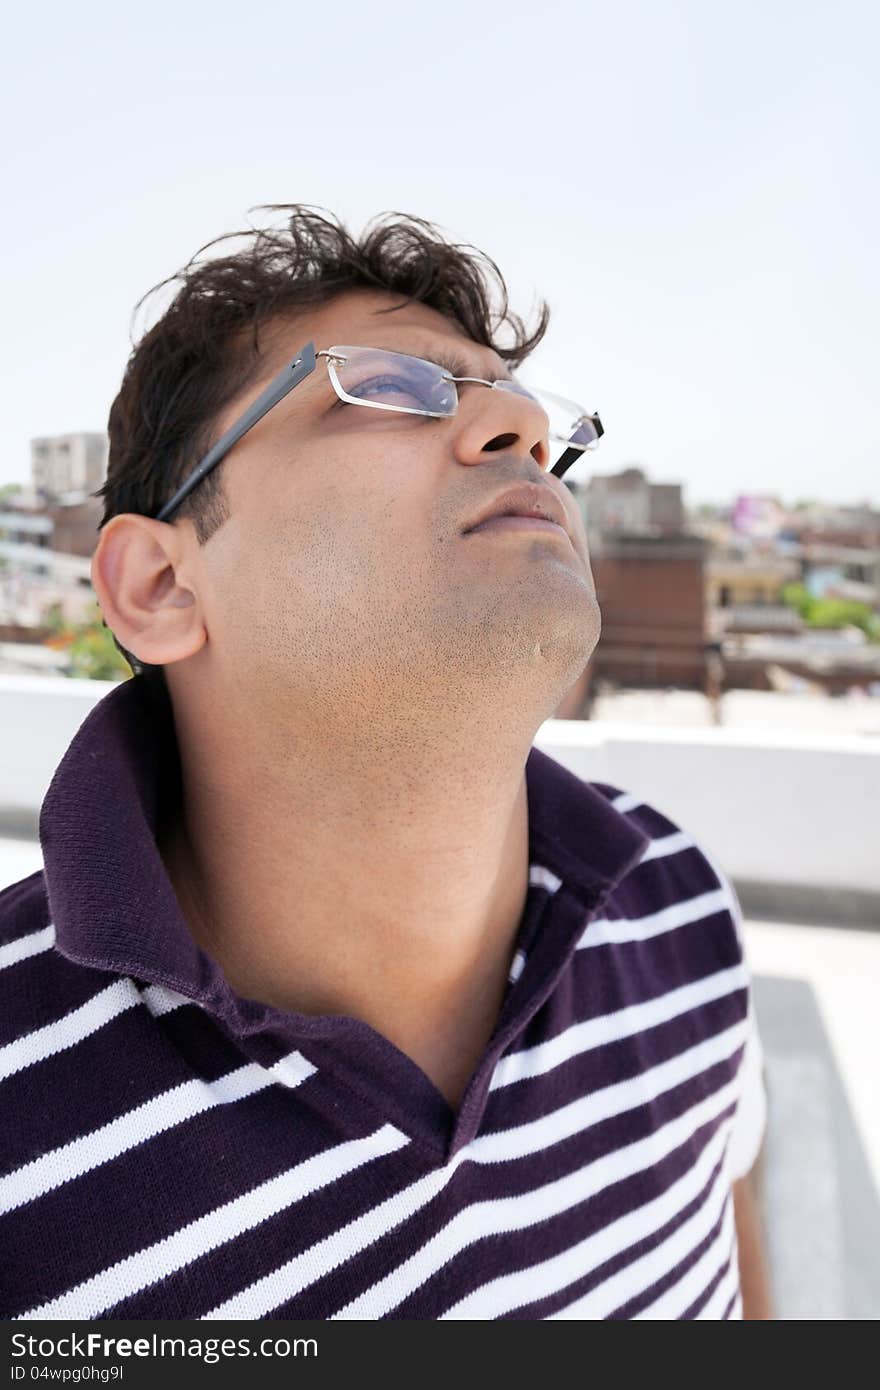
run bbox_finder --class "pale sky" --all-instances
[1,0,876,508]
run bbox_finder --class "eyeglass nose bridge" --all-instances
[442,371,552,420]
[441,372,496,388]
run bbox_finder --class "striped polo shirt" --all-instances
[0,673,766,1321]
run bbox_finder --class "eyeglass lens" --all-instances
[329,347,457,416]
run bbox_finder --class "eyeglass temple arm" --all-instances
[154,341,318,521]
[550,413,604,479]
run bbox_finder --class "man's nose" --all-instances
[451,385,551,470]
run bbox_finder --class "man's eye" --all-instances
[348,374,430,410]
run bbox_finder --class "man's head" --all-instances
[92,204,600,746]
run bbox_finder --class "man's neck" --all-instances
[156,725,533,1109]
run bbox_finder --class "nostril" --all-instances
[482,433,518,453]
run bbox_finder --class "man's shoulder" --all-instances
[0,868,109,1039]
[0,869,67,1082]
[0,867,52,959]
[570,779,759,1166]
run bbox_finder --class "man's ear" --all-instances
[90,514,207,669]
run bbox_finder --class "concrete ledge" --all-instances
[735,880,880,932]
[0,809,40,840]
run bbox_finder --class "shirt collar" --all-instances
[39,674,650,1028]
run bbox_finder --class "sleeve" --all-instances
[727,993,768,1180]
[697,841,768,1181]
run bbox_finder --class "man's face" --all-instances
[188,286,601,738]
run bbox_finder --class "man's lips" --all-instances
[462,482,568,536]
[465,515,569,537]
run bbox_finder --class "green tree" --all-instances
[780,582,880,642]
[43,600,68,636]
[43,602,134,680]
[780,582,811,617]
[809,598,880,641]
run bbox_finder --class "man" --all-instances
[0,205,771,1319]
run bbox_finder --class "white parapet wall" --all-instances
[1,674,124,827]
[1,674,878,912]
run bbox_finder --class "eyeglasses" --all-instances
[153,341,604,523]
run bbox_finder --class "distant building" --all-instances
[30,432,107,502]
[721,627,880,696]
[554,468,705,715]
[705,547,800,609]
[799,543,880,608]
[587,532,709,690]
[582,467,685,538]
[0,506,92,587]
[47,495,104,558]
[0,508,53,565]
[731,494,787,540]
[714,605,803,637]
[793,504,880,549]
[558,479,880,716]
[0,495,97,637]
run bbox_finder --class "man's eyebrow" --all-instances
[378,340,515,383]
